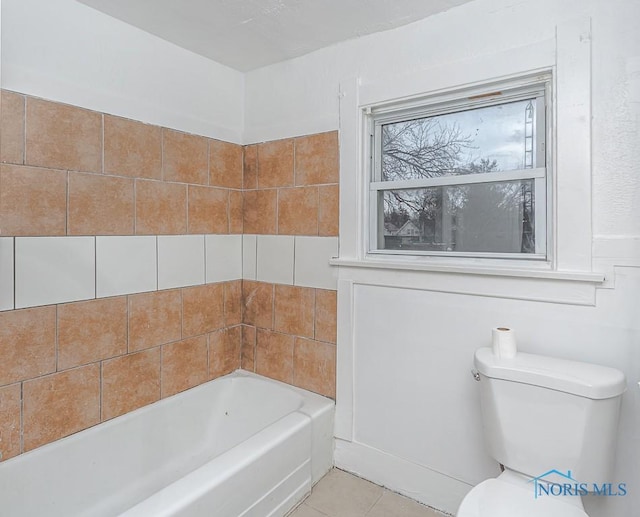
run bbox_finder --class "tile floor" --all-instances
[287,469,448,517]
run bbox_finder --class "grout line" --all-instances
[292,138,297,186]
[180,288,184,339]
[159,344,164,400]
[101,114,105,174]
[133,180,137,235]
[316,186,320,236]
[271,283,276,330]
[54,305,59,371]
[185,184,190,234]
[366,490,388,516]
[19,381,24,455]
[126,294,131,354]
[22,95,27,165]
[207,139,211,186]
[160,128,165,181]
[312,288,317,340]
[99,362,103,422]
[66,171,70,235]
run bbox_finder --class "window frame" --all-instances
[366,75,552,261]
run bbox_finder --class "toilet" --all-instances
[457,347,626,517]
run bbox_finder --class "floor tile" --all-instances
[366,490,444,517]
[304,469,384,517]
[288,503,330,517]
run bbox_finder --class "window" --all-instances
[368,77,550,260]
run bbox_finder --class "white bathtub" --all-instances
[0,370,334,517]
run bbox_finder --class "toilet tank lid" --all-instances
[474,348,626,399]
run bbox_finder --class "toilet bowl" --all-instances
[457,348,626,517]
[457,470,588,517]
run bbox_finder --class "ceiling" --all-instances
[78,0,473,72]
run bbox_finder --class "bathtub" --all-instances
[0,370,334,517]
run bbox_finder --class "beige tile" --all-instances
[305,469,383,517]
[182,283,225,337]
[243,189,277,234]
[367,491,444,517]
[1,90,25,164]
[101,348,161,421]
[187,185,228,234]
[104,115,162,179]
[242,280,273,329]
[57,297,128,370]
[315,289,337,344]
[23,364,100,451]
[278,186,318,236]
[163,129,208,185]
[68,172,134,235]
[128,289,182,352]
[0,383,22,461]
[26,97,102,173]
[318,185,339,237]
[274,285,314,338]
[209,326,241,379]
[135,179,187,234]
[161,335,208,398]
[295,132,339,186]
[0,306,56,386]
[224,280,243,326]
[258,139,294,188]
[243,144,258,189]
[293,338,336,399]
[229,190,244,234]
[255,329,294,384]
[209,139,243,189]
[287,503,329,517]
[241,325,256,371]
[0,164,67,236]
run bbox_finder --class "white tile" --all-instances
[256,235,294,285]
[242,234,257,280]
[96,236,157,297]
[0,238,14,311]
[294,236,338,290]
[158,235,205,290]
[15,237,95,308]
[205,234,242,283]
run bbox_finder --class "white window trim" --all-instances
[334,17,601,283]
[366,75,550,260]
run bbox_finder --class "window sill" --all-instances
[329,257,605,283]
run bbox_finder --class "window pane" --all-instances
[381,180,535,253]
[381,99,539,181]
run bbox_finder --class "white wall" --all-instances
[245,0,640,239]
[245,1,640,516]
[0,0,244,143]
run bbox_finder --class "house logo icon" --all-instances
[528,469,578,499]
[528,469,628,498]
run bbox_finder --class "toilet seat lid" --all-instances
[457,478,589,517]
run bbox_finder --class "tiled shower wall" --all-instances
[0,89,338,461]
[241,134,339,399]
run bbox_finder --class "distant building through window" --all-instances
[367,76,550,259]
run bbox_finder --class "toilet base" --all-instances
[457,469,588,517]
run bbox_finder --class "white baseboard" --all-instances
[334,439,473,515]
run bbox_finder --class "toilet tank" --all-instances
[474,348,626,483]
